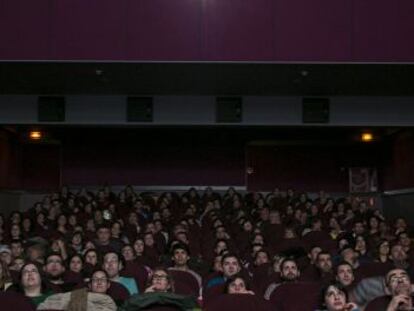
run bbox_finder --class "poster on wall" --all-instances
[349,167,378,193]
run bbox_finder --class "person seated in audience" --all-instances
[83,248,100,276]
[43,252,78,292]
[17,262,54,307]
[4,185,414,311]
[168,243,202,297]
[335,261,355,290]
[120,243,149,292]
[316,282,360,311]
[10,239,25,260]
[225,274,255,295]
[354,235,372,264]
[0,245,12,266]
[145,267,174,293]
[366,268,413,311]
[205,253,242,290]
[120,267,200,311]
[264,257,301,299]
[88,269,110,295]
[102,251,138,296]
[95,224,122,254]
[302,251,334,283]
[0,260,13,291]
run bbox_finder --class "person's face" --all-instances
[399,233,411,247]
[243,222,253,232]
[151,270,170,292]
[103,253,121,278]
[23,218,31,229]
[70,256,83,273]
[58,215,67,226]
[90,271,110,294]
[284,229,295,239]
[97,228,111,244]
[309,247,322,263]
[22,264,41,289]
[222,257,241,278]
[173,249,189,267]
[387,269,411,296]
[396,219,407,230]
[253,234,264,244]
[336,264,354,286]
[216,228,227,239]
[144,234,154,247]
[353,223,365,235]
[11,213,21,224]
[342,249,356,264]
[390,245,408,262]
[228,277,247,294]
[11,258,25,271]
[355,236,366,251]
[379,241,390,256]
[255,251,269,266]
[0,251,11,265]
[10,242,22,257]
[37,213,45,224]
[134,240,145,254]
[214,256,223,272]
[85,251,98,266]
[146,223,156,233]
[281,261,299,281]
[122,246,135,261]
[27,246,42,261]
[369,217,379,228]
[317,254,333,273]
[324,286,347,311]
[72,233,82,245]
[11,225,20,237]
[329,218,339,229]
[215,241,227,254]
[45,255,65,278]
[111,223,121,236]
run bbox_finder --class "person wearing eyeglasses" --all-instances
[366,268,413,311]
[89,269,111,294]
[120,268,200,311]
[145,268,174,293]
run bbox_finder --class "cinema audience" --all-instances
[0,185,412,311]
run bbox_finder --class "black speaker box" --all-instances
[38,96,65,122]
[127,97,153,122]
[302,97,330,123]
[216,97,242,123]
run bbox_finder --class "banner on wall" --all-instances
[349,167,378,193]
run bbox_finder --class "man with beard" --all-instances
[264,258,300,299]
[43,253,77,292]
[265,258,321,311]
[366,268,413,311]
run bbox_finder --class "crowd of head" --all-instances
[0,185,413,310]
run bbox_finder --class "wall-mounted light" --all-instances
[361,132,373,142]
[29,130,43,140]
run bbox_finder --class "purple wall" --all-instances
[1,0,413,61]
[60,129,246,186]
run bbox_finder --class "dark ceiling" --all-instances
[1,62,414,96]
